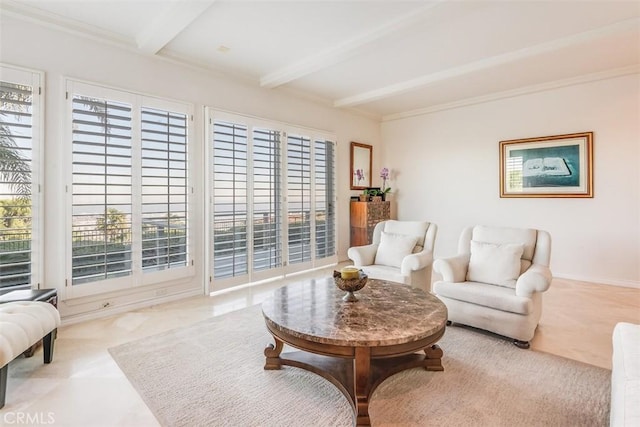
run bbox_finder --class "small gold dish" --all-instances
[333,270,368,302]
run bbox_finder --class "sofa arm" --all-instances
[433,254,470,283]
[515,264,552,297]
[611,322,640,427]
[401,250,433,275]
[347,244,378,267]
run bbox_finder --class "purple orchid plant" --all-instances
[380,167,391,194]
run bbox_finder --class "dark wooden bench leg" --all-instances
[1,364,7,409]
[43,329,57,364]
[23,343,38,358]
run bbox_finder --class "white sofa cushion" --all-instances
[382,220,429,250]
[467,240,524,288]
[360,265,408,285]
[374,231,418,268]
[472,225,537,262]
[433,281,533,315]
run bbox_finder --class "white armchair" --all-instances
[347,220,437,292]
[433,225,552,348]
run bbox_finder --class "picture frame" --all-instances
[350,141,372,190]
[499,132,593,198]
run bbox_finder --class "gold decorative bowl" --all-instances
[333,270,368,302]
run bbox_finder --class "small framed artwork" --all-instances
[499,132,593,198]
[350,141,372,190]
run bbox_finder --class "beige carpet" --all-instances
[109,304,610,426]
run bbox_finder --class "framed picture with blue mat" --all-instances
[499,132,593,198]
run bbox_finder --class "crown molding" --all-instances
[382,65,640,122]
[0,0,134,49]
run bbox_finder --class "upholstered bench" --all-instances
[611,322,640,427]
[0,301,61,408]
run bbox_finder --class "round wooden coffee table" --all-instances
[262,277,448,426]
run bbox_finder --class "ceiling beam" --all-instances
[259,1,446,89]
[382,65,640,122]
[136,0,216,55]
[334,17,640,108]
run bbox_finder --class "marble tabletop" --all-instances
[262,277,448,347]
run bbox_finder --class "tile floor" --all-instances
[3,266,639,426]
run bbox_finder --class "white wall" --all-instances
[0,15,380,319]
[381,73,640,287]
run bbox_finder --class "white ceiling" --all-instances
[3,0,639,120]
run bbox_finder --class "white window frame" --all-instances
[284,126,338,275]
[206,109,337,293]
[0,64,44,290]
[313,137,337,261]
[65,79,194,299]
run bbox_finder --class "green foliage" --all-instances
[362,188,390,197]
[1,83,32,197]
[0,197,31,231]
[95,208,128,243]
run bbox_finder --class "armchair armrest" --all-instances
[515,264,552,297]
[401,250,433,276]
[347,244,378,267]
[433,253,470,283]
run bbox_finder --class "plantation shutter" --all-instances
[286,134,311,265]
[252,128,282,272]
[71,95,133,285]
[141,107,188,271]
[212,120,248,279]
[314,139,335,260]
[0,74,37,289]
[208,110,336,290]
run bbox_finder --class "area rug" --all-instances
[108,304,610,426]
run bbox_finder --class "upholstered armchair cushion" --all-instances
[347,220,437,292]
[466,241,524,287]
[433,225,552,345]
[378,220,429,251]
[374,232,418,268]
[434,281,534,315]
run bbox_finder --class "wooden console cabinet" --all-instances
[350,201,391,246]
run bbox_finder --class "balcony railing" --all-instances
[2,211,333,287]
[212,211,332,279]
[71,225,187,285]
[0,231,31,288]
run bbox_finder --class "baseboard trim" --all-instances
[60,288,203,326]
[553,273,640,289]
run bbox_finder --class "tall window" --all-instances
[212,121,248,280]
[0,67,42,290]
[252,128,281,272]
[286,134,311,265]
[71,96,133,285]
[67,80,192,296]
[314,139,335,260]
[141,107,188,271]
[209,111,336,290]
